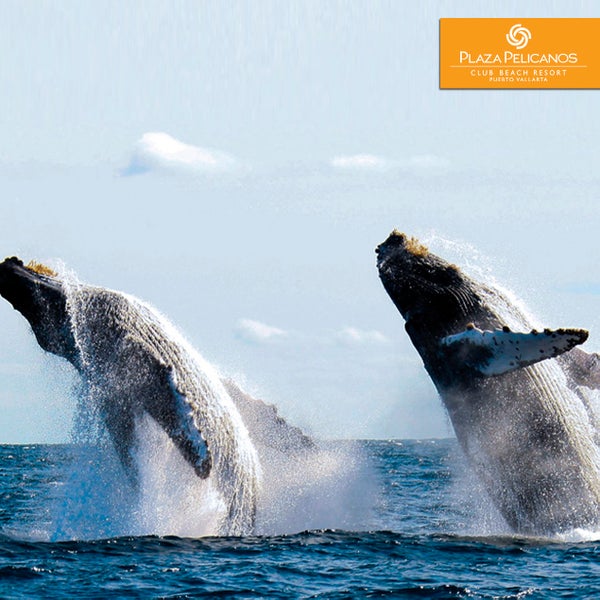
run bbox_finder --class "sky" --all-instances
[0,1,599,443]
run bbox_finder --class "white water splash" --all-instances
[255,440,374,536]
[133,414,227,538]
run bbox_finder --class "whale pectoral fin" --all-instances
[441,326,589,377]
[120,335,212,479]
[562,348,600,389]
[144,365,212,479]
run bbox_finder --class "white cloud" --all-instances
[330,154,391,170]
[122,132,238,175]
[235,319,288,344]
[335,327,389,345]
[234,320,389,347]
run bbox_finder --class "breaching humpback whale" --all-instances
[377,231,600,534]
[0,256,267,535]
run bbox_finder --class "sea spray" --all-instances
[133,414,227,538]
[222,380,377,535]
[7,441,600,598]
[255,440,375,535]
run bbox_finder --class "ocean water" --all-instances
[2,439,599,599]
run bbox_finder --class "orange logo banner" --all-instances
[440,18,600,89]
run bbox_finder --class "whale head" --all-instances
[376,231,486,341]
[0,257,78,366]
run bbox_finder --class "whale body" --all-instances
[0,257,268,534]
[377,231,600,534]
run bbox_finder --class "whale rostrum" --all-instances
[441,325,589,377]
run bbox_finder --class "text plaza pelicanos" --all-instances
[459,51,578,65]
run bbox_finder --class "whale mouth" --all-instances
[375,232,400,270]
[376,232,479,336]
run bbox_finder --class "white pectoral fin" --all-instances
[441,325,589,377]
[122,335,212,479]
[162,369,212,479]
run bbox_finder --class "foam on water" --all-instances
[6,442,600,598]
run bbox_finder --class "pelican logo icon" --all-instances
[506,23,532,49]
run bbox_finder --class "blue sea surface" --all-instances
[1,440,599,598]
